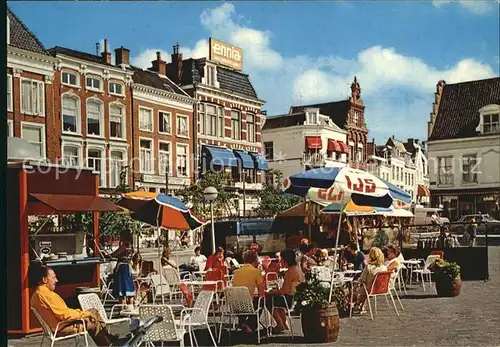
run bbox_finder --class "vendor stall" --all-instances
[6,162,121,335]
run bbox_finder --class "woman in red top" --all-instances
[204,247,226,271]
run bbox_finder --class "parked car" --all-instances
[450,214,500,235]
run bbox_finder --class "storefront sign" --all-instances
[483,196,496,202]
[39,241,51,254]
[142,174,190,186]
[209,37,243,71]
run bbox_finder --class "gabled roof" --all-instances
[289,100,350,129]
[48,46,115,67]
[386,137,408,154]
[131,67,189,97]
[7,7,50,56]
[429,77,500,141]
[170,58,258,100]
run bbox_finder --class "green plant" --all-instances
[294,272,330,313]
[431,259,461,280]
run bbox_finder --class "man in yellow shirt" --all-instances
[232,250,265,333]
[31,266,118,346]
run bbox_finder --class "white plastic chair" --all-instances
[177,290,217,347]
[218,286,266,344]
[150,274,182,304]
[31,306,89,347]
[389,267,405,311]
[100,275,115,306]
[139,305,187,347]
[77,293,130,333]
[268,295,299,339]
[413,255,441,291]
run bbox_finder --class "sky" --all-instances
[9,1,500,143]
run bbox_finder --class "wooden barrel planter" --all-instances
[301,304,340,343]
[435,274,461,297]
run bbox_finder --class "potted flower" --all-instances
[294,272,340,343]
[431,259,461,297]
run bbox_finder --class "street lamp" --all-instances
[204,187,218,254]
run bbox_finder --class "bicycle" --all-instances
[110,315,163,347]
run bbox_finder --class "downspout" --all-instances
[193,84,199,182]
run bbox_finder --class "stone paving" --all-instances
[9,247,500,347]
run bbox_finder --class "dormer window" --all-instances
[204,64,218,87]
[306,109,319,124]
[477,104,500,134]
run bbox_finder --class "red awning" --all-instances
[337,141,349,153]
[327,139,342,152]
[305,136,322,149]
[28,193,122,215]
[417,185,430,197]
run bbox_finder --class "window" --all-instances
[110,150,125,188]
[7,74,13,112]
[86,100,103,137]
[158,111,171,134]
[158,142,171,175]
[7,15,9,45]
[21,123,45,158]
[176,115,189,137]
[139,107,153,132]
[62,145,80,167]
[110,104,125,139]
[87,148,104,186]
[483,114,499,134]
[206,65,216,86]
[206,104,217,137]
[349,145,354,161]
[353,111,359,125]
[61,71,78,86]
[62,95,79,133]
[264,141,274,160]
[247,113,255,142]
[109,81,124,96]
[21,79,44,115]
[357,147,363,162]
[462,154,478,183]
[307,111,318,124]
[86,75,102,91]
[176,144,188,177]
[218,107,224,137]
[139,139,153,173]
[438,156,453,185]
[198,103,205,134]
[231,110,241,140]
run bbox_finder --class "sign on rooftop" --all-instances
[209,37,243,71]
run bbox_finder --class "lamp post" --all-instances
[204,187,218,254]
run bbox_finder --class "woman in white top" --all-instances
[352,247,387,312]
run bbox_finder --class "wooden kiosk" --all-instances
[6,162,121,335]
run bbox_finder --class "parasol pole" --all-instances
[156,204,165,304]
[329,202,344,303]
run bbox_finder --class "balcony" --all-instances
[302,152,325,167]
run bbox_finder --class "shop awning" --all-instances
[202,145,237,167]
[337,141,349,153]
[233,150,255,169]
[28,193,122,215]
[417,185,430,197]
[305,136,322,149]
[249,152,268,171]
[327,139,342,152]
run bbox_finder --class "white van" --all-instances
[413,207,450,229]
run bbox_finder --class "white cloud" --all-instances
[130,48,170,69]
[432,0,497,14]
[130,2,497,142]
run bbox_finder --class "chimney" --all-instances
[170,44,183,84]
[151,51,167,76]
[101,39,112,64]
[115,46,130,66]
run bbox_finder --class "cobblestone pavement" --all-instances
[9,247,500,347]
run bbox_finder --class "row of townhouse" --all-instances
[7,8,267,213]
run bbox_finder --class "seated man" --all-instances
[232,250,266,333]
[31,266,118,346]
[343,242,366,271]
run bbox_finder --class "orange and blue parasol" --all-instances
[117,191,204,231]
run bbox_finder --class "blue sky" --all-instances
[9,1,499,143]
